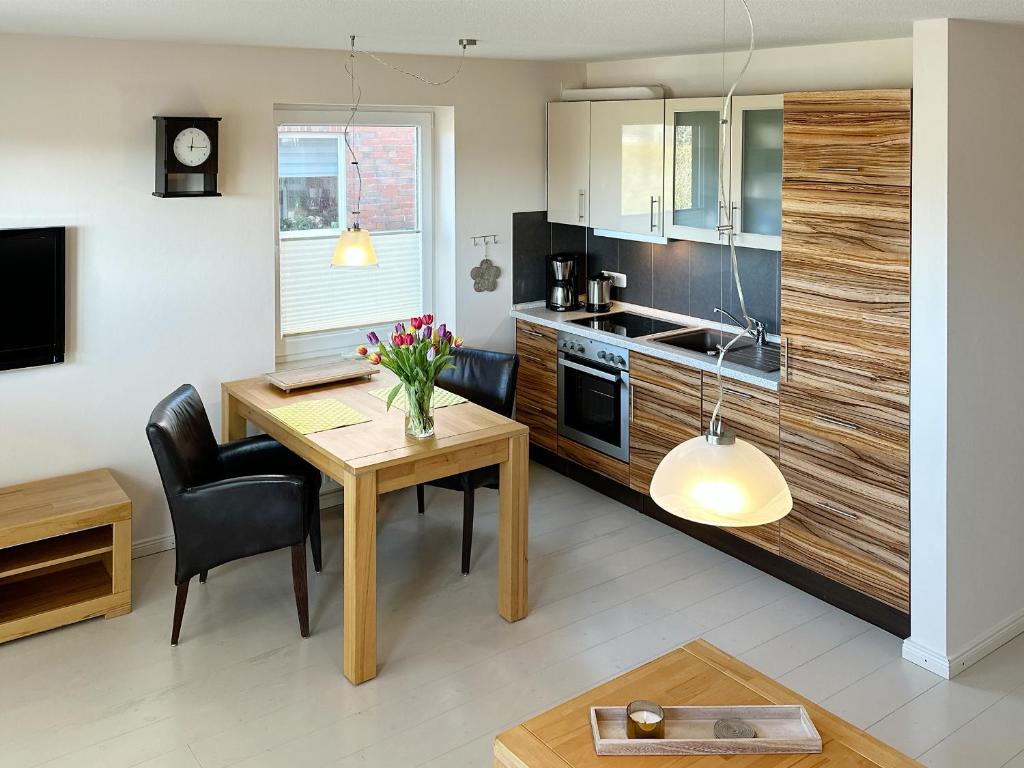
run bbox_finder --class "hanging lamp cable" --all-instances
[343,35,365,229]
[354,39,472,86]
[709,0,756,436]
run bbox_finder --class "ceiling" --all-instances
[2,0,1023,61]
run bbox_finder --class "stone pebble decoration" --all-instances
[471,258,501,292]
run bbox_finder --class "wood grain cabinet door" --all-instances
[514,320,558,452]
[783,90,911,187]
[780,386,909,611]
[781,181,910,405]
[628,354,701,495]
[701,375,781,552]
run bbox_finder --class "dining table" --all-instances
[221,369,529,685]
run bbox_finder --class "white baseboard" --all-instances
[130,487,342,560]
[132,533,175,559]
[903,605,1024,678]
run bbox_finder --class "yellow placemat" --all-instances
[269,398,371,434]
[368,386,468,411]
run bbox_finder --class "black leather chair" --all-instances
[146,384,323,645]
[416,348,519,574]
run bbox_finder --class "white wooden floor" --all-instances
[3,461,1024,768]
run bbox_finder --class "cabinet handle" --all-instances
[578,190,586,222]
[518,351,545,367]
[723,387,753,400]
[629,384,634,423]
[518,327,545,339]
[813,414,860,432]
[647,195,663,231]
[819,167,860,172]
[816,501,859,521]
[781,337,789,382]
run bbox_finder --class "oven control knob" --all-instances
[614,355,625,366]
[574,343,584,352]
[597,350,608,361]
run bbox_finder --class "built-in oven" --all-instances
[557,331,630,462]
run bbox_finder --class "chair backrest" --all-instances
[146,384,221,498]
[437,347,520,417]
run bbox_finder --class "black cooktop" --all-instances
[569,311,686,338]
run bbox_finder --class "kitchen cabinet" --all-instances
[700,373,781,553]
[628,353,701,495]
[589,99,665,237]
[515,320,558,452]
[730,95,783,250]
[783,90,911,187]
[662,98,725,244]
[547,101,591,227]
[779,88,911,613]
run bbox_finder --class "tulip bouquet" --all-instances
[357,314,463,438]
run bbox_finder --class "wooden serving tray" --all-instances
[590,705,822,756]
[266,360,380,392]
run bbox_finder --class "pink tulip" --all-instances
[356,345,368,356]
[410,317,423,330]
[404,333,415,345]
[392,333,405,346]
[422,313,434,325]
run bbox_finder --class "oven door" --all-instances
[557,354,629,462]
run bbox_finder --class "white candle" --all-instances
[629,710,661,725]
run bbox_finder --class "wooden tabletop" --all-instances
[222,371,527,477]
[495,639,922,767]
[0,469,130,548]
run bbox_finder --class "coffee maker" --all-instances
[546,253,581,311]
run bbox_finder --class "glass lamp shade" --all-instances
[649,434,792,527]
[331,226,377,267]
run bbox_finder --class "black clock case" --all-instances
[153,116,222,198]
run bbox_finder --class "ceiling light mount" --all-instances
[458,38,478,49]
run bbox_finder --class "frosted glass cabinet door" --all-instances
[662,98,727,244]
[589,99,664,236]
[730,95,783,250]
[547,101,591,227]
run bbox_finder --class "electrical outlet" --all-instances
[601,270,627,288]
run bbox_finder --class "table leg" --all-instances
[221,385,247,442]
[343,470,377,684]
[498,433,528,622]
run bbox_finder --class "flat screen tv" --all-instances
[0,227,65,372]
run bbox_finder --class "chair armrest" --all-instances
[219,435,294,477]
[172,475,306,583]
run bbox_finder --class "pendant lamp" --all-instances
[649,0,792,527]
[332,224,376,267]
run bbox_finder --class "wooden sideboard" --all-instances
[0,469,132,644]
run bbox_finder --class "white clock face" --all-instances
[172,127,212,167]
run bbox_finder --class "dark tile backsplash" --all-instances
[512,211,781,334]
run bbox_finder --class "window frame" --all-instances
[274,107,434,364]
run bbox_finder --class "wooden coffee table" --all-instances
[494,640,921,767]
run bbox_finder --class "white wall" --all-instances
[906,18,1024,677]
[585,37,912,96]
[0,33,572,549]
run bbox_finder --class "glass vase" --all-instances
[403,381,435,439]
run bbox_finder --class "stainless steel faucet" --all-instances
[714,306,767,345]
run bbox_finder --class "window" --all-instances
[275,109,433,362]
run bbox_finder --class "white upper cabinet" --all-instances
[547,101,591,227]
[729,95,783,250]
[589,99,665,237]
[662,97,727,244]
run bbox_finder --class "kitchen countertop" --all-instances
[511,301,780,391]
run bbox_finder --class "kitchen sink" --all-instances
[654,329,751,355]
[653,329,781,373]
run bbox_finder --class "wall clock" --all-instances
[153,116,222,198]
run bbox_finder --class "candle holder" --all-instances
[626,700,665,739]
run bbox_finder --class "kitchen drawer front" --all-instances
[558,436,630,486]
[517,361,557,452]
[780,422,909,610]
[780,383,907,459]
[631,352,702,392]
[700,375,780,461]
[783,89,911,187]
[515,320,557,373]
[781,182,909,401]
[701,375,781,553]
[628,377,701,495]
